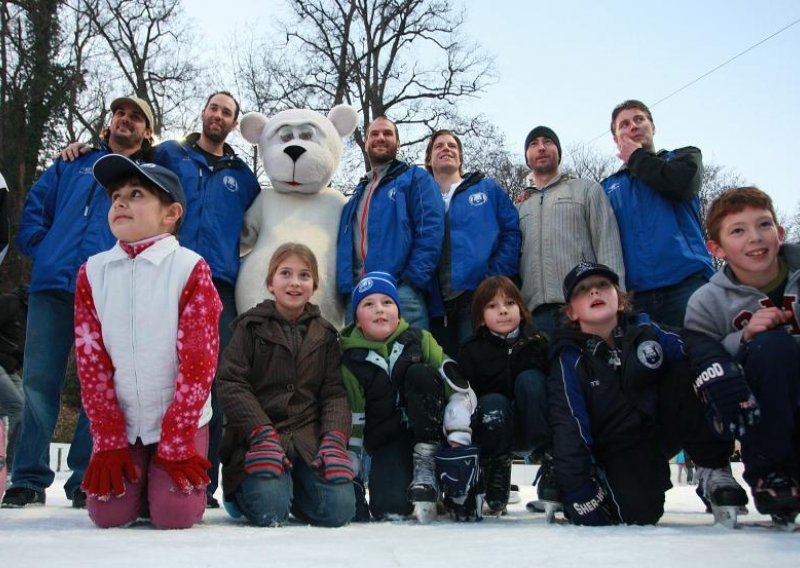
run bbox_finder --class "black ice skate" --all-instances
[526,453,563,523]
[752,472,800,531]
[695,464,749,529]
[408,442,439,524]
[482,453,512,516]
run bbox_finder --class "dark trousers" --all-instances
[430,292,473,359]
[600,359,734,525]
[473,369,551,458]
[737,330,800,485]
[208,279,237,497]
[366,364,444,519]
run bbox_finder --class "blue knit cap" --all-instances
[352,271,401,321]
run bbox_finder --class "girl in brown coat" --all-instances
[218,243,355,526]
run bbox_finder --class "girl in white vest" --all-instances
[74,155,222,529]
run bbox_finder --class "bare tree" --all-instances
[562,143,617,184]
[248,0,496,168]
[66,0,202,140]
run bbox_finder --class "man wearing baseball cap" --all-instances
[2,95,152,509]
[516,125,625,338]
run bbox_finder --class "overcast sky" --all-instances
[186,0,800,215]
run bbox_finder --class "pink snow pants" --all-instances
[87,425,209,529]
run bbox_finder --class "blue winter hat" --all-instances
[351,271,401,321]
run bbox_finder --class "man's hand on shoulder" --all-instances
[615,134,642,164]
[743,307,792,342]
[60,142,91,162]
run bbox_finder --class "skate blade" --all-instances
[527,500,563,523]
[711,505,739,529]
[413,502,437,524]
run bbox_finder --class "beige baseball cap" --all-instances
[110,96,155,129]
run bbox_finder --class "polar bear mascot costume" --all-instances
[236,105,358,329]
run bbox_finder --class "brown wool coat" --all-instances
[217,300,350,497]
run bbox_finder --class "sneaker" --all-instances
[206,494,220,509]
[695,464,748,510]
[752,472,800,516]
[352,478,371,522]
[71,489,87,509]
[1,486,46,508]
[483,453,512,513]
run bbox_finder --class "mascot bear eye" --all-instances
[278,125,294,143]
[298,125,315,141]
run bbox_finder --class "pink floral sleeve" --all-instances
[74,264,129,452]
[156,259,222,461]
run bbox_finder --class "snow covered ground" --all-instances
[0,462,797,568]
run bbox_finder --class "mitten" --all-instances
[82,447,140,499]
[153,453,211,494]
[562,479,617,526]
[435,444,480,501]
[443,391,476,446]
[693,359,760,439]
[311,431,356,483]
[244,425,292,479]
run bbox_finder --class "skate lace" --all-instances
[697,466,738,494]
[533,457,556,488]
[411,452,437,488]
[758,472,798,492]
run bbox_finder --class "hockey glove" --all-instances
[311,431,356,484]
[562,479,617,526]
[153,453,211,494]
[435,444,481,501]
[693,359,760,439]
[244,424,292,479]
[443,391,477,446]
[82,447,140,500]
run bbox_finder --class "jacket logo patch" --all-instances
[637,340,663,369]
[606,181,620,193]
[223,175,239,192]
[80,167,93,176]
[468,192,487,206]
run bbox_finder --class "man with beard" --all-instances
[151,91,260,508]
[602,100,713,328]
[336,116,444,329]
[3,97,154,509]
[59,92,260,507]
[516,126,624,337]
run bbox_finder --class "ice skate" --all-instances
[482,453,512,516]
[408,442,439,524]
[695,464,749,529]
[527,453,562,523]
[752,472,800,531]
[446,488,484,522]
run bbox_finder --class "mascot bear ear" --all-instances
[240,112,269,144]
[327,105,358,138]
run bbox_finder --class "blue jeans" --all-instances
[430,292,473,358]
[345,282,429,330]
[233,459,355,527]
[473,369,551,458]
[633,273,708,328]
[11,290,91,498]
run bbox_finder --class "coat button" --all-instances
[286,384,295,392]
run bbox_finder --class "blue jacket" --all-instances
[429,172,520,316]
[152,135,260,285]
[16,144,121,293]
[336,160,444,295]
[601,147,713,292]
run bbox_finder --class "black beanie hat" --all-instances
[524,126,561,165]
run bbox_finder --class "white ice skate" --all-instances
[409,442,439,524]
[695,465,749,529]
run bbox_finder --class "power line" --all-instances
[588,15,800,144]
